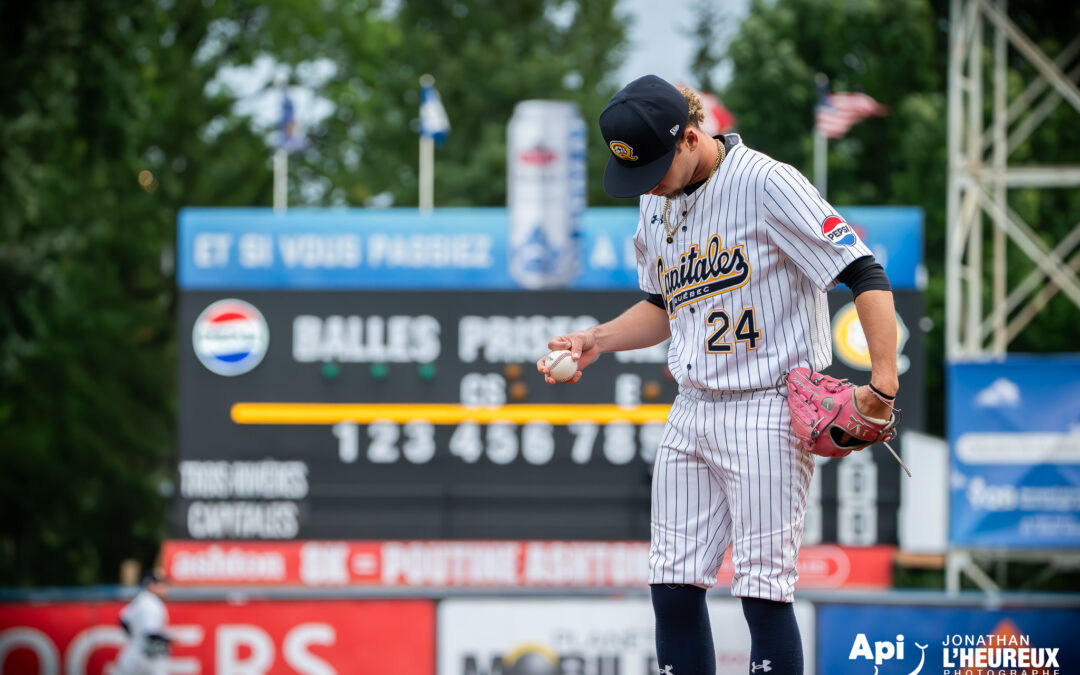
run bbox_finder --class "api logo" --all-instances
[192,299,269,376]
[822,215,857,246]
[849,633,928,674]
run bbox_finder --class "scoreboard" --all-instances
[174,207,924,544]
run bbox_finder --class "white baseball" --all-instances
[544,349,578,382]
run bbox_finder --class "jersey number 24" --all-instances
[706,307,761,353]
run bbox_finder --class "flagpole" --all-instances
[274,74,291,214]
[419,73,436,214]
[813,72,829,199]
[813,130,827,199]
[274,149,288,213]
[419,134,434,214]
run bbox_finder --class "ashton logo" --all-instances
[655,234,751,316]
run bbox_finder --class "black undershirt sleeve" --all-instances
[836,255,891,297]
[644,293,665,310]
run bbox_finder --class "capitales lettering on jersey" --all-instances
[656,234,750,315]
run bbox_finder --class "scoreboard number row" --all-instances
[331,420,666,466]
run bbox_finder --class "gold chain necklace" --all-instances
[662,139,726,244]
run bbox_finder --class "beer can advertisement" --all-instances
[507,100,586,288]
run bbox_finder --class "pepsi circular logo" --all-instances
[821,215,857,246]
[192,299,269,376]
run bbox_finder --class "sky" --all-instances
[616,0,751,91]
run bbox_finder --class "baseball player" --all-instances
[537,75,899,675]
[115,571,172,675]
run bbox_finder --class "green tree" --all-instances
[252,0,629,209]
[688,0,725,93]
[0,0,299,586]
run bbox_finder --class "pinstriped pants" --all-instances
[648,387,814,602]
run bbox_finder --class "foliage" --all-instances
[0,0,288,586]
[687,0,725,94]
[259,0,629,208]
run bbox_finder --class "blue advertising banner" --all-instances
[948,357,1080,548]
[177,206,923,290]
[818,604,1080,674]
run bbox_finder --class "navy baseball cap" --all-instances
[600,75,689,198]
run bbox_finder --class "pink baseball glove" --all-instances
[785,367,902,459]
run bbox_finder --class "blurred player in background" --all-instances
[115,571,172,675]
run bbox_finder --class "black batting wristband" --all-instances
[869,383,896,400]
[836,255,891,297]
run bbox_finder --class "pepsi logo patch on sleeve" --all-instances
[821,215,857,246]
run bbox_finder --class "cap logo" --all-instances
[670,124,680,136]
[609,140,638,161]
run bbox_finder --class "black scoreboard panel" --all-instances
[174,289,924,543]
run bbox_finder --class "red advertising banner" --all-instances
[163,540,894,589]
[0,599,434,675]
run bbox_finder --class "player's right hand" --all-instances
[536,330,600,384]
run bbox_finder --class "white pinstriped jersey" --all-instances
[634,134,872,391]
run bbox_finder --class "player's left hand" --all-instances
[838,383,896,446]
[854,385,894,422]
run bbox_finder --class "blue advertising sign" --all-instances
[818,604,1080,674]
[177,206,923,290]
[948,357,1080,548]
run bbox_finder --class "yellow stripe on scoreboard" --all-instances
[230,403,672,425]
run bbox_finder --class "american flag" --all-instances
[815,90,890,139]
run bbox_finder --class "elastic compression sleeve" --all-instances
[835,255,891,297]
[644,293,665,310]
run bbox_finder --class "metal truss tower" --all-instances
[945,0,1080,595]
[946,0,1080,359]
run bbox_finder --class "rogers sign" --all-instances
[0,600,434,675]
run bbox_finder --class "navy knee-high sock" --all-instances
[651,584,715,675]
[741,597,803,674]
